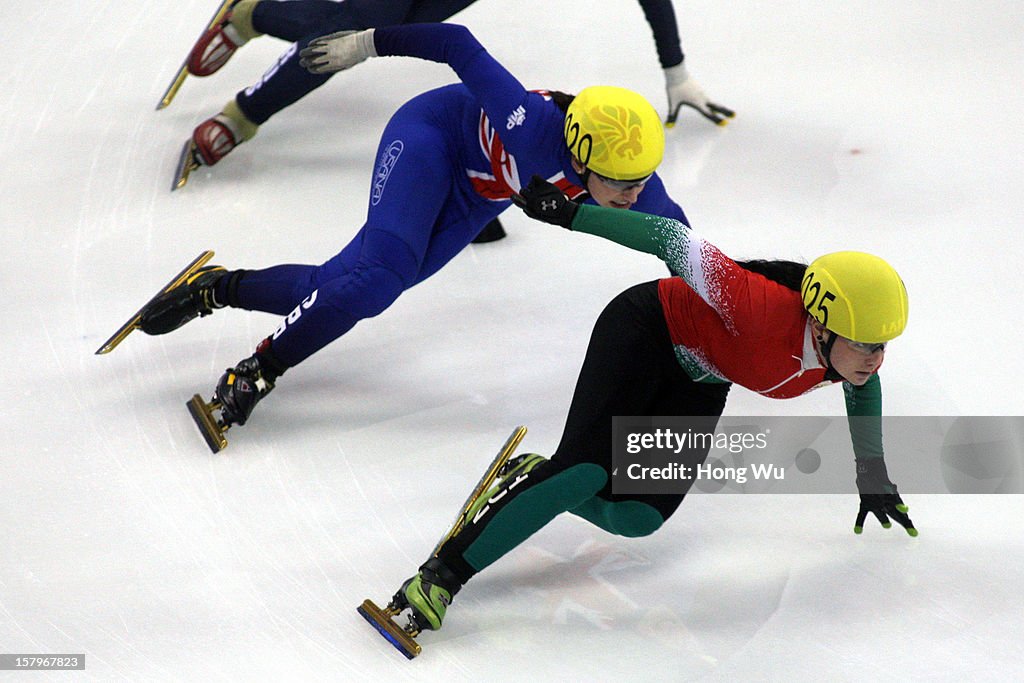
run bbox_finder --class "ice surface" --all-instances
[2,0,1023,679]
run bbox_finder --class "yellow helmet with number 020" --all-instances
[564,86,664,181]
[801,251,909,343]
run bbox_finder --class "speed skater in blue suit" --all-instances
[138,23,693,445]
[183,0,734,169]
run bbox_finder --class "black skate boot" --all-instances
[213,345,285,427]
[471,217,507,243]
[139,265,228,335]
[187,338,287,452]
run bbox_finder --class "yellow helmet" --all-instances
[564,86,664,181]
[801,251,909,343]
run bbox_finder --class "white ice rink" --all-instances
[3,0,1024,679]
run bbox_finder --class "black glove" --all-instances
[511,175,578,229]
[855,493,917,536]
[854,458,917,536]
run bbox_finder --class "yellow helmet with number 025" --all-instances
[564,86,664,181]
[801,251,909,343]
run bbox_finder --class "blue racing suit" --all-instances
[225,23,688,368]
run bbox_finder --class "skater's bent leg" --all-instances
[238,0,430,125]
[234,40,331,125]
[238,1,365,124]
[262,230,419,367]
[436,284,680,582]
[549,282,728,535]
[234,110,452,368]
[552,283,706,463]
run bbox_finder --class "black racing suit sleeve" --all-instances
[637,0,685,67]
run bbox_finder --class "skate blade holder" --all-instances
[187,394,229,453]
[357,599,422,659]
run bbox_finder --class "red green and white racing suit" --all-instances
[571,204,885,459]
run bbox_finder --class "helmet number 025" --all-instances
[802,271,836,328]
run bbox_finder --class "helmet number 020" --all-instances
[564,112,593,166]
[802,271,836,327]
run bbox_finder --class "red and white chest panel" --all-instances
[467,109,586,202]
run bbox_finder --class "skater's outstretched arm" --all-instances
[635,0,735,125]
[843,374,915,535]
[301,24,544,150]
[514,176,735,306]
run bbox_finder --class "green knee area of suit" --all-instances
[569,497,665,537]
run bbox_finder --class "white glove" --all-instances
[299,29,378,75]
[663,63,735,127]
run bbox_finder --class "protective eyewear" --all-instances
[592,170,652,191]
[844,338,887,355]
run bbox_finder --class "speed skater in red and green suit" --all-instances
[380,175,916,641]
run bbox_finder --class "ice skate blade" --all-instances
[357,599,421,659]
[95,250,215,355]
[172,139,201,191]
[156,70,189,111]
[432,425,527,556]
[155,0,238,110]
[187,394,229,453]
